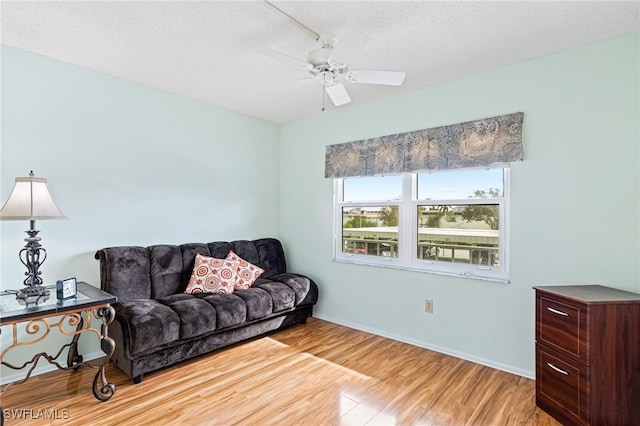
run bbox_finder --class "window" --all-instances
[337,175,403,267]
[334,168,509,282]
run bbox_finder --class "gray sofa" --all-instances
[95,238,318,383]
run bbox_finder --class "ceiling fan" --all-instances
[261,2,406,110]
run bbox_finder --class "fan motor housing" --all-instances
[307,47,348,76]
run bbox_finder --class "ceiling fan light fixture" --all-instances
[307,47,332,68]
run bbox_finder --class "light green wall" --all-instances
[279,32,640,376]
[0,45,281,378]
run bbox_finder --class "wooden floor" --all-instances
[1,318,560,425]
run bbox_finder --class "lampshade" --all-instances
[0,175,67,220]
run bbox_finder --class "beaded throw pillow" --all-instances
[185,253,238,294]
[226,250,265,290]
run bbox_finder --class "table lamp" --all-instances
[0,171,67,300]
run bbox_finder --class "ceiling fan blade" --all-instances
[325,82,352,106]
[330,29,370,64]
[347,69,406,86]
[257,46,309,67]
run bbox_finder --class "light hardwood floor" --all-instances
[1,318,560,425]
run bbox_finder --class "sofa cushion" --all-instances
[199,293,247,329]
[234,288,273,321]
[264,273,318,306]
[230,240,261,266]
[185,253,237,294]
[226,250,264,290]
[207,241,233,260]
[149,245,184,298]
[255,281,295,312]
[254,238,287,278]
[179,243,211,285]
[159,294,217,339]
[115,299,180,355]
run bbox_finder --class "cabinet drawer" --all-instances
[536,346,588,425]
[537,296,587,361]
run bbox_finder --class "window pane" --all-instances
[342,206,398,257]
[343,175,402,202]
[417,204,499,265]
[417,169,503,200]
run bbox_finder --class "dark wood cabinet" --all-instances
[534,285,640,426]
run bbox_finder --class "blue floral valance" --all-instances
[325,112,524,178]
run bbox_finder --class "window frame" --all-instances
[333,167,510,283]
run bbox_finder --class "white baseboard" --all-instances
[0,350,105,385]
[314,314,535,380]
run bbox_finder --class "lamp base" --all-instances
[17,285,50,305]
[20,222,47,287]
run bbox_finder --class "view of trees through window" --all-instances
[342,206,399,257]
[339,169,505,272]
[416,203,499,266]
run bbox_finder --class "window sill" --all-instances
[332,258,510,284]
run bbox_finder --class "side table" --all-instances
[0,281,117,403]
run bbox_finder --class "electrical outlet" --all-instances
[424,299,433,314]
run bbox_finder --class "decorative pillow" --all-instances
[226,250,264,290]
[185,253,238,294]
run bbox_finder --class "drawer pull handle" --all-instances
[546,307,569,316]
[547,362,569,375]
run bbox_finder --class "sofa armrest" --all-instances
[95,246,152,300]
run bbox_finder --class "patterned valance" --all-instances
[325,112,524,178]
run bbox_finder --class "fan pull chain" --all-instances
[322,73,327,112]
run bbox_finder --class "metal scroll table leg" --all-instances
[67,314,84,369]
[92,305,116,402]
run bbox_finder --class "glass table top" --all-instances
[0,282,116,324]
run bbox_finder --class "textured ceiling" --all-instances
[1,1,638,124]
